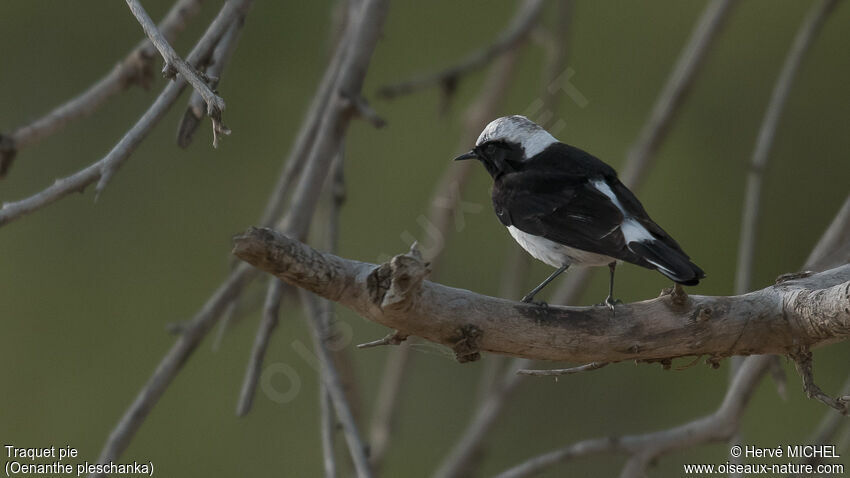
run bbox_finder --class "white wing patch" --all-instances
[591,180,654,243]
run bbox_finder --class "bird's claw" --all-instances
[596,296,622,312]
[521,296,548,308]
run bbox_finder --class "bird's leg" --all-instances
[596,261,622,311]
[521,264,569,304]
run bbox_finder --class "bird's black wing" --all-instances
[493,169,645,264]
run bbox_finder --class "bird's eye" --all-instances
[484,143,498,155]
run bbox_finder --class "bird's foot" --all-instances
[595,296,622,312]
[521,295,548,307]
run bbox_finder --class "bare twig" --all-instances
[377,0,544,100]
[91,0,388,471]
[0,0,249,229]
[424,33,524,268]
[178,15,245,147]
[517,362,608,377]
[317,148,349,478]
[256,20,355,229]
[619,0,736,186]
[320,384,337,478]
[791,374,850,475]
[357,332,408,349]
[806,195,850,272]
[301,292,373,478]
[125,0,230,147]
[235,278,285,417]
[790,348,848,415]
[730,1,839,460]
[493,356,773,478]
[735,0,839,294]
[0,0,204,178]
[93,263,255,476]
[369,28,527,473]
[367,342,412,470]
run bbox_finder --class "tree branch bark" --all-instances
[233,227,850,364]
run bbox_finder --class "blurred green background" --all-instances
[1,1,848,476]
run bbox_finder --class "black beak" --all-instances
[454,150,478,161]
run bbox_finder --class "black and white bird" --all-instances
[455,115,704,307]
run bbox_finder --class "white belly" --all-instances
[507,226,614,268]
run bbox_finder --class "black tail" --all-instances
[627,240,705,286]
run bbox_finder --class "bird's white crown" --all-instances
[475,115,557,158]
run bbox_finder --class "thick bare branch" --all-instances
[377,0,544,100]
[0,0,204,177]
[233,227,850,363]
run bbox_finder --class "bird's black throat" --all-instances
[473,140,525,179]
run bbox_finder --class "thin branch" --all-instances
[91,0,388,470]
[0,0,248,229]
[210,7,358,346]
[790,348,848,414]
[0,0,204,178]
[320,384,337,478]
[790,374,850,475]
[730,2,839,459]
[424,30,524,268]
[178,15,245,147]
[301,292,373,478]
[317,148,348,478]
[233,228,850,364]
[357,331,408,349]
[492,356,772,478]
[235,278,285,417]
[734,0,839,295]
[92,263,256,476]
[376,0,544,100]
[517,362,608,377]
[367,342,412,470]
[368,27,528,473]
[432,359,531,478]
[125,0,230,147]
[256,19,354,229]
[619,0,736,187]
[806,195,850,272]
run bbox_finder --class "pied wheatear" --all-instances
[455,115,704,307]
